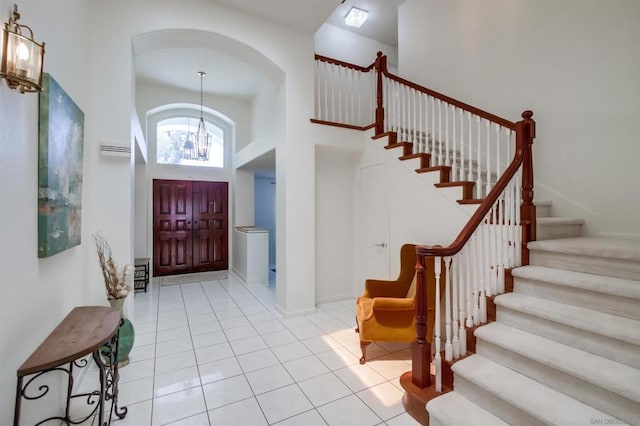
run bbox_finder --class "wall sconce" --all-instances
[1,4,45,93]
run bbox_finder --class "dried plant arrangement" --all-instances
[93,233,133,300]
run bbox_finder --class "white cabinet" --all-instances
[232,227,269,286]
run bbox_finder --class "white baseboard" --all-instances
[316,293,354,304]
[274,303,317,318]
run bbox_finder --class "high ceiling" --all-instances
[135,1,404,174]
[326,0,406,46]
[206,0,341,34]
[135,1,403,98]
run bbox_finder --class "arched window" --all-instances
[156,116,224,168]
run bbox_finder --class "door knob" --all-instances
[374,242,386,248]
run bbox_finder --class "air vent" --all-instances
[100,144,131,158]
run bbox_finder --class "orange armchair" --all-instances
[356,243,445,364]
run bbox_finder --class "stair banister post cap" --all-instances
[521,110,535,139]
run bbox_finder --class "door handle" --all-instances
[374,242,386,248]
[186,221,192,231]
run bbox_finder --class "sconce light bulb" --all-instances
[17,42,29,61]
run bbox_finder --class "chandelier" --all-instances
[183,71,211,161]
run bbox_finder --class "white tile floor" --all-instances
[106,273,421,425]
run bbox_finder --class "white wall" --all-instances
[399,0,640,238]
[315,23,398,69]
[311,123,472,301]
[235,169,255,227]
[246,82,278,153]
[136,81,251,155]
[255,176,277,265]
[0,0,100,422]
[315,146,358,302]
[83,0,320,317]
[357,129,472,283]
[134,158,148,258]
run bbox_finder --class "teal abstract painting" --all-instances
[38,73,84,258]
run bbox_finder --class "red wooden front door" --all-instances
[153,179,228,276]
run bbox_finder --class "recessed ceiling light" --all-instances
[345,7,368,28]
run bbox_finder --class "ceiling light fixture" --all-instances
[182,72,211,161]
[195,71,211,161]
[1,4,45,93]
[345,7,368,28]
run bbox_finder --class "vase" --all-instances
[103,298,135,367]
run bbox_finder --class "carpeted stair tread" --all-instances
[426,391,509,426]
[452,355,620,425]
[512,265,640,300]
[537,217,585,226]
[475,322,640,404]
[528,237,640,261]
[494,292,640,346]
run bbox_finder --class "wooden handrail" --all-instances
[375,57,516,130]
[416,110,534,258]
[314,53,375,72]
[411,111,535,390]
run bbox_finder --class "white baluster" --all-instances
[430,97,436,158]
[322,62,328,121]
[472,234,480,326]
[459,247,468,356]
[419,93,424,153]
[371,72,376,124]
[515,167,522,266]
[476,117,482,198]
[479,222,488,323]
[490,205,498,296]
[496,125,502,175]
[467,112,473,182]
[338,67,345,123]
[434,257,442,392]
[445,257,453,362]
[314,60,318,119]
[405,86,410,141]
[346,69,351,124]
[486,120,492,196]
[452,106,458,181]
[412,89,417,147]
[330,64,336,122]
[497,193,506,294]
[351,70,356,125]
[438,100,443,165]
[385,77,389,132]
[464,244,473,329]
[459,109,465,182]
[508,175,516,268]
[445,102,450,167]
[451,255,460,359]
[395,81,400,135]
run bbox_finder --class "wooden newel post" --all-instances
[519,110,536,265]
[374,51,387,135]
[412,253,431,388]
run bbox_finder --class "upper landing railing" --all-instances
[313,52,537,393]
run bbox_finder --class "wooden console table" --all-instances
[14,306,127,425]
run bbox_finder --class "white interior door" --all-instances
[358,163,389,293]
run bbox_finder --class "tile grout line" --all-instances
[135,275,414,425]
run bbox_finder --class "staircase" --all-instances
[426,205,640,425]
[312,52,640,425]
